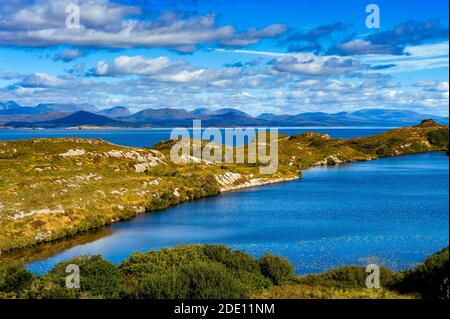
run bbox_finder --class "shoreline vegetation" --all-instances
[0,119,448,254]
[0,244,448,299]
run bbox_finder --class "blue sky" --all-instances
[0,0,448,116]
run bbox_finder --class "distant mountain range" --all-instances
[5,111,127,128]
[0,101,448,128]
[96,106,132,118]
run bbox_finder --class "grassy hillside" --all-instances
[0,245,448,299]
[0,120,448,252]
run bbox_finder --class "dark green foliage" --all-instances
[151,192,179,210]
[201,245,272,290]
[183,175,221,199]
[310,140,325,147]
[300,265,394,289]
[46,255,123,299]
[132,271,190,299]
[427,128,449,148]
[259,254,295,285]
[133,262,248,299]
[182,262,249,299]
[410,142,429,153]
[23,277,78,299]
[393,247,449,299]
[121,245,271,298]
[1,245,448,299]
[203,245,260,273]
[374,138,403,156]
[121,245,207,277]
[0,263,33,293]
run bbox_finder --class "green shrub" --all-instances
[132,272,189,299]
[202,245,260,273]
[182,262,249,299]
[121,245,207,278]
[301,265,394,289]
[427,129,449,147]
[22,278,78,299]
[394,247,449,299]
[0,264,33,294]
[202,245,272,289]
[3,245,449,299]
[259,254,295,285]
[47,255,123,299]
[132,261,248,299]
[122,245,271,296]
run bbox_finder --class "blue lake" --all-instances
[24,152,449,275]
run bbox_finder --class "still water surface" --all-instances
[21,152,448,275]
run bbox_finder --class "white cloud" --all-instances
[360,42,449,73]
[331,39,394,56]
[415,80,449,92]
[18,72,69,87]
[90,55,246,85]
[215,48,292,57]
[93,56,174,76]
[0,1,286,52]
[436,82,449,92]
[93,61,110,76]
[270,54,362,76]
[53,48,84,62]
[3,72,448,116]
[219,24,287,46]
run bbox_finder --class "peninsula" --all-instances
[0,120,448,253]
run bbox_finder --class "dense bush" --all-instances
[202,245,272,290]
[43,255,123,299]
[0,263,33,294]
[182,262,249,299]
[132,271,190,299]
[121,245,272,298]
[23,278,78,299]
[2,245,447,299]
[300,265,394,289]
[132,262,248,299]
[259,254,295,285]
[427,129,449,148]
[393,247,449,299]
[121,245,208,277]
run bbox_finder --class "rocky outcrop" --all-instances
[60,148,86,157]
[12,206,65,220]
[313,153,345,166]
[214,172,299,192]
[214,172,243,189]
